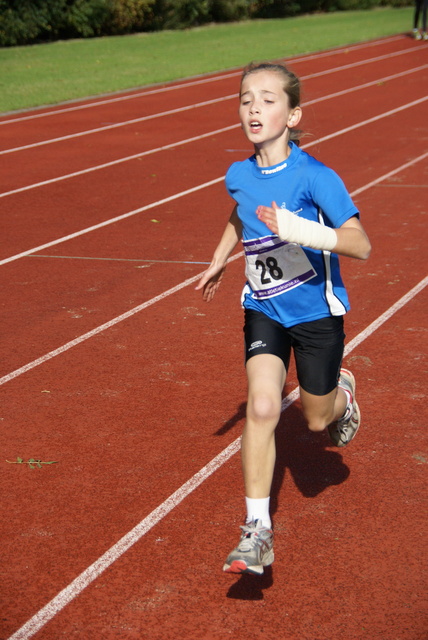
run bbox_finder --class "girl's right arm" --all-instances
[195,206,242,302]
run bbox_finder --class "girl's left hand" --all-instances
[256,201,279,235]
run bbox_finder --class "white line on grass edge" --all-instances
[7,273,428,640]
[1,47,421,157]
[0,35,405,126]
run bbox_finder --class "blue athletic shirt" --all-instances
[225,142,359,328]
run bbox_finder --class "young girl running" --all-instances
[196,62,371,576]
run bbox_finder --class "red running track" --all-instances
[0,34,427,640]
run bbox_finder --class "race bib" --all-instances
[243,235,317,300]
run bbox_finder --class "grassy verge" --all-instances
[0,8,413,113]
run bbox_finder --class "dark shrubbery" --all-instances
[0,0,111,44]
[150,0,210,29]
[0,0,411,46]
[0,0,156,44]
[102,0,156,35]
[210,0,253,22]
[253,1,301,19]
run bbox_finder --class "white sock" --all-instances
[245,497,271,529]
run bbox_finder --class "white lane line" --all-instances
[1,45,422,156]
[0,35,405,126]
[303,64,427,106]
[6,272,427,640]
[303,96,428,149]
[298,44,422,81]
[2,64,426,200]
[0,125,236,199]
[28,255,212,265]
[343,277,428,356]
[0,177,224,267]
[0,253,242,387]
[1,102,427,269]
[350,150,428,198]
[1,150,427,387]
[0,96,236,156]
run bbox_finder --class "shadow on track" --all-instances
[218,401,350,599]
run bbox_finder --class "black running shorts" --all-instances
[243,309,345,396]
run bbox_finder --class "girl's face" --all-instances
[239,70,301,153]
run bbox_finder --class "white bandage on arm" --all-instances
[276,208,337,252]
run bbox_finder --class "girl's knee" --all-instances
[247,391,281,424]
[300,386,338,433]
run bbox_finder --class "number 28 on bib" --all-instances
[243,235,317,300]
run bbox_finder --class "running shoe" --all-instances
[223,520,274,575]
[423,31,428,40]
[413,28,422,40]
[328,368,361,447]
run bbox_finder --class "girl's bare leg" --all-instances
[242,354,287,499]
[299,385,348,432]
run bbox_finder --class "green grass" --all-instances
[0,8,413,113]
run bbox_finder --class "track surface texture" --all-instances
[1,34,427,640]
